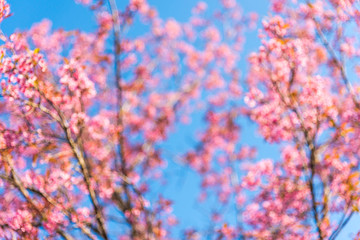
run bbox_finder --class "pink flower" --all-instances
[165,19,182,39]
[193,2,207,14]
[75,0,92,5]
[221,0,236,8]
[0,0,10,23]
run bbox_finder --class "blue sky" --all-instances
[1,0,359,239]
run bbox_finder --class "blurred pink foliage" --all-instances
[0,0,360,239]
